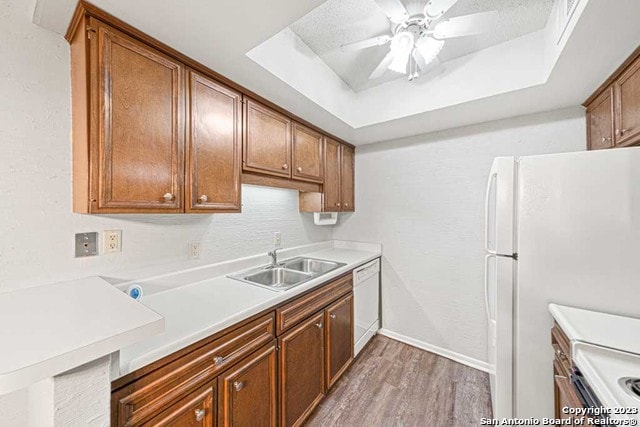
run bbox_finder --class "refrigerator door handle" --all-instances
[485,163,498,255]
[484,254,496,323]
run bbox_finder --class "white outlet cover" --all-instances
[189,242,201,260]
[103,230,122,254]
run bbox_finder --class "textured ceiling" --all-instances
[290,0,554,92]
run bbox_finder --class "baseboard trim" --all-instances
[377,328,491,373]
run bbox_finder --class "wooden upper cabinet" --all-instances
[323,138,342,212]
[340,145,355,212]
[325,293,354,389]
[614,58,640,146]
[292,124,324,183]
[279,312,325,427]
[92,19,184,212]
[243,99,292,178]
[186,70,242,212]
[218,343,277,427]
[143,383,216,427]
[585,45,640,150]
[587,88,614,150]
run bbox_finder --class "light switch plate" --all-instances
[75,232,98,258]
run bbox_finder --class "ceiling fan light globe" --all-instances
[416,36,445,65]
[388,52,410,74]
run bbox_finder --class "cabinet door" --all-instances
[614,58,640,146]
[586,88,614,150]
[325,293,354,389]
[93,19,184,212]
[243,99,292,178]
[186,71,241,212]
[218,343,277,427]
[323,138,342,212]
[340,145,355,212]
[553,362,582,423]
[292,123,324,183]
[143,383,215,427]
[279,312,325,427]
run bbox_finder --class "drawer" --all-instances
[112,313,274,426]
[277,274,352,335]
[551,323,572,374]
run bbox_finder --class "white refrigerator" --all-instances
[485,148,640,418]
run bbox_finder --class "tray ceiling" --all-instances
[290,0,554,92]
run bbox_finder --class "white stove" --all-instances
[573,342,640,423]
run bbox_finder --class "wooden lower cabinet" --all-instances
[112,273,359,427]
[279,312,326,427]
[218,342,277,427]
[144,382,216,427]
[554,365,583,423]
[552,324,583,424]
[325,293,354,389]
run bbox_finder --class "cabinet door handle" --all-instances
[315,322,323,329]
[195,409,206,422]
[163,193,174,202]
[198,195,208,203]
[616,129,629,137]
[282,164,289,170]
[344,203,349,208]
[330,314,336,319]
[336,203,341,207]
[297,166,303,172]
[213,356,224,365]
[602,137,611,143]
[233,381,244,391]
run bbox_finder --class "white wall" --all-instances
[0,0,330,421]
[333,107,586,365]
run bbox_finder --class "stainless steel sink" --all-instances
[228,257,346,292]
[242,268,312,289]
[282,257,342,275]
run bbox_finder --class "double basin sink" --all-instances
[228,257,347,292]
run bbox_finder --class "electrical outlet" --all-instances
[273,232,282,249]
[103,230,122,254]
[189,242,201,260]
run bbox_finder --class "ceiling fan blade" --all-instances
[424,0,458,18]
[369,50,395,80]
[373,0,409,23]
[341,35,392,52]
[432,11,498,39]
[412,49,440,72]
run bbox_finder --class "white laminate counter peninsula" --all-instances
[116,240,382,378]
[0,277,164,396]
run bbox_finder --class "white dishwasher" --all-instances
[353,258,380,356]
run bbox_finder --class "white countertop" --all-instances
[549,304,640,355]
[0,277,164,395]
[549,304,640,419]
[118,243,382,377]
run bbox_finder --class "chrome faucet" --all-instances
[268,249,280,268]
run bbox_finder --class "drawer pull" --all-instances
[195,409,206,422]
[163,193,174,202]
[213,356,225,365]
[234,381,244,391]
[198,195,208,203]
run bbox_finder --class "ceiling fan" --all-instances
[341,0,498,81]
